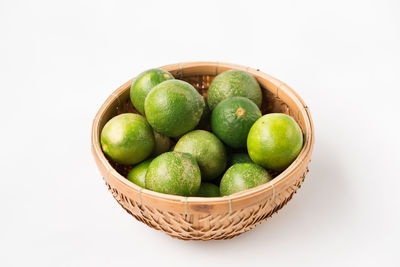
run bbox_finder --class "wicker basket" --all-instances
[91,62,314,241]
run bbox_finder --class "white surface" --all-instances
[1,0,399,266]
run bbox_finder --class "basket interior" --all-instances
[99,74,303,179]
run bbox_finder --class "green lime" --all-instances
[145,152,201,196]
[247,113,303,171]
[130,69,174,114]
[229,153,253,166]
[100,113,154,165]
[197,183,220,197]
[144,80,205,137]
[151,130,171,157]
[126,159,152,187]
[207,70,262,110]
[174,130,227,181]
[220,163,272,196]
[211,97,261,148]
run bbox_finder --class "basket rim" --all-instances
[91,61,314,213]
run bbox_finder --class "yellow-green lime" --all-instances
[220,163,272,196]
[151,130,171,157]
[144,80,205,137]
[207,70,262,110]
[247,113,303,171]
[100,113,154,165]
[126,159,152,188]
[145,152,201,196]
[130,69,174,114]
[174,130,227,181]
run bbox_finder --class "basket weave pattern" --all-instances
[105,168,307,240]
[91,62,314,241]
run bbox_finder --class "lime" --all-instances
[220,163,272,196]
[144,80,205,137]
[247,113,303,171]
[151,130,171,157]
[207,70,262,110]
[100,113,154,165]
[197,183,220,197]
[145,152,201,196]
[174,130,227,181]
[126,159,152,187]
[211,97,261,148]
[229,153,253,166]
[130,69,174,114]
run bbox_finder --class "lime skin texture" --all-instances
[220,163,272,196]
[126,159,152,188]
[197,183,220,197]
[130,68,174,114]
[211,96,261,148]
[174,130,227,181]
[101,113,154,165]
[247,113,303,171]
[144,80,205,137]
[229,153,253,167]
[207,70,262,110]
[145,152,201,196]
[151,130,171,157]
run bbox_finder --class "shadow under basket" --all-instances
[91,62,315,241]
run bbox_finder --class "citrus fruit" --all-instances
[197,183,220,197]
[207,70,262,110]
[144,80,205,137]
[220,163,272,196]
[151,130,171,156]
[247,113,303,171]
[229,153,253,166]
[211,97,261,148]
[126,159,152,188]
[130,69,174,114]
[174,130,227,181]
[145,152,201,196]
[100,113,154,165]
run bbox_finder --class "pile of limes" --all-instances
[101,68,303,197]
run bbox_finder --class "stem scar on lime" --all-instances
[235,107,246,117]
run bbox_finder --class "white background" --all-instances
[1,0,399,266]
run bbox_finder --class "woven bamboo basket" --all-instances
[91,62,314,241]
